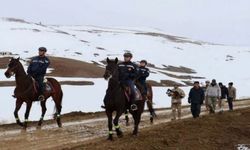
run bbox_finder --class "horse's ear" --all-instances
[17,57,20,61]
[115,57,118,64]
[106,57,110,63]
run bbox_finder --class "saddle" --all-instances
[32,78,54,94]
[123,86,142,102]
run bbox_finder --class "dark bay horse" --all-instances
[103,58,145,140]
[4,58,63,129]
[125,82,156,125]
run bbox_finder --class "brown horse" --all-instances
[4,58,63,129]
[103,58,145,140]
[125,82,156,125]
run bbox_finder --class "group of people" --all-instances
[168,79,237,120]
[26,47,238,120]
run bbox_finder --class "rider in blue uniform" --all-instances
[137,60,150,99]
[118,52,139,111]
[27,47,50,101]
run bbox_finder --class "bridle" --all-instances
[105,69,113,81]
[6,63,19,77]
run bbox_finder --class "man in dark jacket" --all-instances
[188,81,205,118]
[118,52,139,111]
[137,60,150,99]
[27,47,50,101]
[218,82,228,113]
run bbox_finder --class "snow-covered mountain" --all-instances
[0,17,250,123]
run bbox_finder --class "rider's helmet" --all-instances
[38,47,47,52]
[123,52,133,58]
[140,60,148,65]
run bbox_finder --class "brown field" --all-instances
[47,56,105,78]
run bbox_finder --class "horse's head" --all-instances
[103,57,118,80]
[5,57,21,78]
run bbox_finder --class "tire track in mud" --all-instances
[0,100,250,150]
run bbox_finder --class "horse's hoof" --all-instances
[150,118,154,124]
[58,124,62,128]
[21,127,27,132]
[57,118,62,128]
[38,120,42,126]
[17,122,24,127]
[117,131,123,138]
[107,136,114,141]
[132,131,138,136]
[117,134,123,138]
[36,126,42,130]
[152,112,157,118]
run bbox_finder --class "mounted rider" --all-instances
[118,52,139,111]
[27,47,50,101]
[137,60,150,99]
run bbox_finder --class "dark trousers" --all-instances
[140,81,147,96]
[136,80,147,96]
[191,103,201,118]
[227,97,234,110]
[34,76,45,94]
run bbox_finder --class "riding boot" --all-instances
[38,88,45,101]
[38,93,45,101]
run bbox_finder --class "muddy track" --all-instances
[0,100,250,150]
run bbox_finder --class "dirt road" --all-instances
[0,100,250,150]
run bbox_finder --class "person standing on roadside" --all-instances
[167,84,185,120]
[227,82,236,111]
[188,81,205,118]
[205,79,221,114]
[202,80,210,111]
[218,82,228,113]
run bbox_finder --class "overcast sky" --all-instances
[1,0,250,46]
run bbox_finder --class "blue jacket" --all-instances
[27,56,50,77]
[220,85,229,99]
[138,66,149,83]
[118,61,138,83]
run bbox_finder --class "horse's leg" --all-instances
[106,110,113,141]
[113,110,123,138]
[52,91,63,128]
[23,101,33,129]
[132,101,144,136]
[14,99,24,127]
[131,111,139,136]
[124,109,129,126]
[146,100,153,123]
[38,100,47,127]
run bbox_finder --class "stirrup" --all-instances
[131,104,138,111]
[38,95,45,101]
[101,105,106,109]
